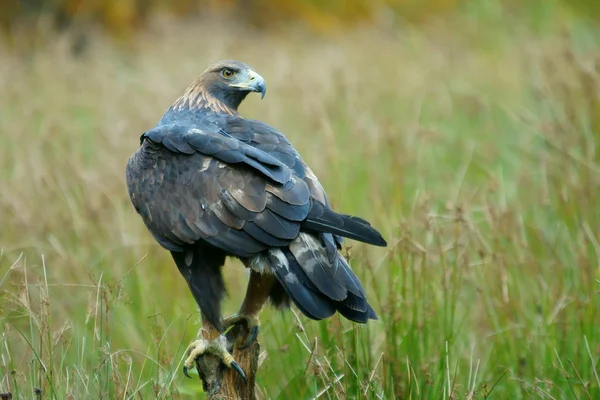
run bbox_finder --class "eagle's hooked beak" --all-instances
[232,70,267,99]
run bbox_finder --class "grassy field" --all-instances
[2,4,600,399]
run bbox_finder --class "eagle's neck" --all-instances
[170,80,246,115]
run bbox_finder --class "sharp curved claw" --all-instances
[239,324,259,350]
[182,365,193,379]
[230,360,247,382]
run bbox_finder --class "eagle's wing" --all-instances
[220,117,385,247]
[126,124,311,257]
[128,121,385,249]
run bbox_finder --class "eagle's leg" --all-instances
[223,268,275,349]
[171,248,244,386]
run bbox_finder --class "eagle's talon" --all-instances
[239,324,259,349]
[182,364,193,379]
[182,336,246,381]
[223,314,260,349]
[230,360,247,381]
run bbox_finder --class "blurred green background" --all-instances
[1,0,600,399]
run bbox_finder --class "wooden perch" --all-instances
[196,323,260,400]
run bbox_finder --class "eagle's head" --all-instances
[173,60,267,114]
[204,60,267,100]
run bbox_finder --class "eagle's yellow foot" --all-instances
[223,314,260,349]
[182,335,246,382]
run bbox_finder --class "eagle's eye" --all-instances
[222,69,235,79]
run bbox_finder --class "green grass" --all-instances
[1,3,600,399]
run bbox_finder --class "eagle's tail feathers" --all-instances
[337,295,378,323]
[267,249,336,320]
[267,245,377,324]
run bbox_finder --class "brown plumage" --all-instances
[126,60,387,380]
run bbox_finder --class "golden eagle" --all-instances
[126,60,387,382]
